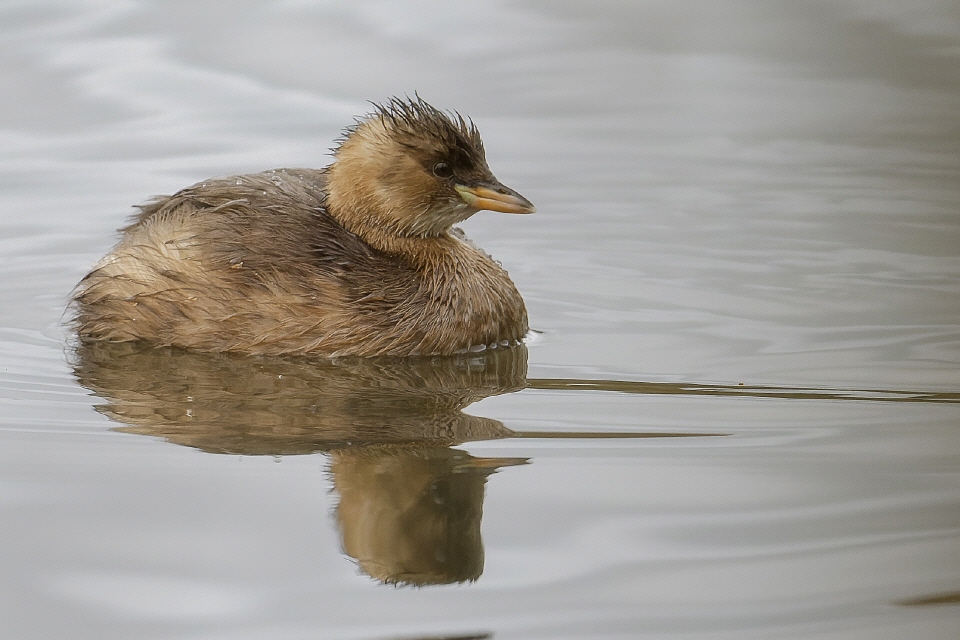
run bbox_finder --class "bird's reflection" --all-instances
[332,446,522,586]
[72,341,529,586]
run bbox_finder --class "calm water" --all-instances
[2,1,960,638]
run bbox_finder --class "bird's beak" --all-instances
[455,182,536,214]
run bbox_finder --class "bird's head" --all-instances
[326,97,535,238]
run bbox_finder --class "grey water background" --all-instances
[2,1,960,638]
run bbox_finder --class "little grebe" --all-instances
[73,97,535,357]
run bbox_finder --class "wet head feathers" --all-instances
[334,96,488,176]
[374,96,485,165]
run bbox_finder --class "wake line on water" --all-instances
[525,378,960,404]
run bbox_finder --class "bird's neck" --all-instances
[329,204,460,269]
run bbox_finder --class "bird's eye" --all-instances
[432,162,453,179]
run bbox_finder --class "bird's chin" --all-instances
[449,203,481,224]
[436,202,480,228]
[403,204,477,237]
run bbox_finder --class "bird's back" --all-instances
[77,169,379,353]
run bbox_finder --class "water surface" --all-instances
[2,2,959,639]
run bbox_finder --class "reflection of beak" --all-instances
[456,182,536,214]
